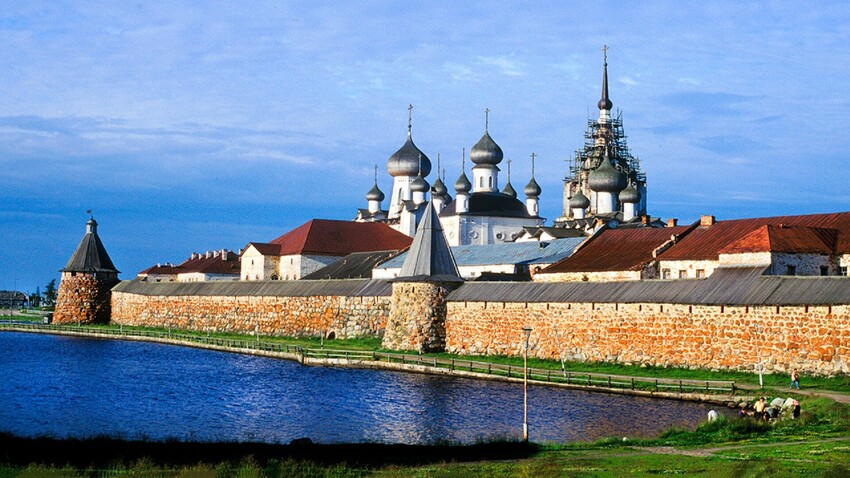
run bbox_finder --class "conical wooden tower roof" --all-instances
[397,202,462,282]
[61,218,119,273]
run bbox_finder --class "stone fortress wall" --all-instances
[445,301,850,376]
[111,280,391,339]
[109,275,850,376]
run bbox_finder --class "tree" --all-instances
[29,287,41,308]
[43,279,57,307]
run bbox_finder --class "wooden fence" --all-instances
[1,322,735,394]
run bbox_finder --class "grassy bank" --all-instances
[2,396,849,477]
[17,322,850,394]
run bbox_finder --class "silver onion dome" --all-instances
[454,172,472,193]
[410,172,430,193]
[432,177,448,197]
[387,134,432,178]
[524,177,541,198]
[618,182,641,204]
[587,153,626,193]
[502,181,517,198]
[569,190,591,209]
[470,131,504,165]
[366,183,385,202]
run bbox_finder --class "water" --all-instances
[0,332,720,444]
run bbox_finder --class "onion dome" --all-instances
[502,181,517,198]
[366,182,384,202]
[432,177,448,198]
[454,172,472,194]
[619,182,641,204]
[410,172,430,193]
[588,153,626,193]
[387,133,432,177]
[470,131,504,165]
[524,177,541,198]
[569,190,590,209]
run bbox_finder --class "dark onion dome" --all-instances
[366,183,385,202]
[569,190,591,209]
[469,131,504,165]
[501,181,517,198]
[524,177,541,198]
[439,192,533,218]
[454,171,472,193]
[387,133,432,177]
[587,153,626,193]
[432,177,448,197]
[618,182,641,204]
[410,172,430,193]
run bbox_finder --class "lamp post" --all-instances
[522,326,532,442]
[754,324,764,388]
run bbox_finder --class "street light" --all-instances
[754,324,764,388]
[522,326,532,442]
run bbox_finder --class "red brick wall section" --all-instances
[53,273,116,325]
[446,301,850,376]
[111,291,389,339]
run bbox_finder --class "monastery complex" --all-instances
[52,50,850,377]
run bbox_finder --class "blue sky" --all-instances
[2,2,850,293]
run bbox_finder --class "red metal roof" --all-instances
[261,220,412,257]
[540,226,694,273]
[660,211,850,261]
[140,251,240,276]
[719,225,838,255]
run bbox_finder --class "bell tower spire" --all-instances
[598,45,613,122]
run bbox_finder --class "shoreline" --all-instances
[1,325,752,405]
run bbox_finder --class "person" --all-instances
[754,397,767,420]
[790,368,800,389]
[792,399,801,419]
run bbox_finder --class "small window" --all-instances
[696,269,706,278]
[821,266,829,276]
[842,266,848,276]
[678,270,687,279]
[786,265,796,276]
[662,269,671,279]
[489,177,493,188]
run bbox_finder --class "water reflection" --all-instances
[0,332,718,444]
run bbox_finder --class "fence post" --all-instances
[679,380,683,393]
[654,379,658,392]
[607,376,611,388]
[567,372,571,384]
[631,378,635,390]
[705,381,709,393]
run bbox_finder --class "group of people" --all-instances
[736,369,803,421]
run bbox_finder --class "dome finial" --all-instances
[462,147,466,172]
[507,158,512,182]
[407,103,413,136]
[530,152,537,178]
[373,165,378,184]
[598,45,613,111]
[485,107,490,132]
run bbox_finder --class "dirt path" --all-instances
[735,382,850,404]
[632,435,850,458]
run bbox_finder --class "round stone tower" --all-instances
[382,202,463,353]
[53,216,120,325]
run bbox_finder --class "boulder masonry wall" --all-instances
[446,301,850,376]
[112,287,390,339]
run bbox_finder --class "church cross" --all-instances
[407,104,413,133]
[602,44,609,63]
[485,108,490,132]
[530,152,537,177]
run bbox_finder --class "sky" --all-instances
[2,2,850,294]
